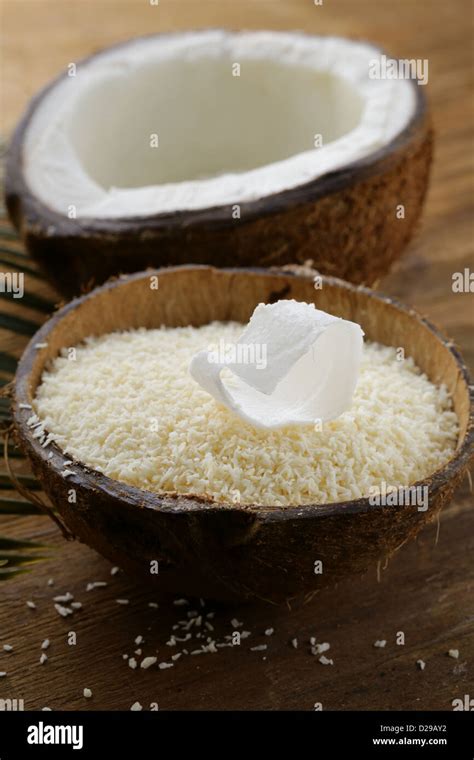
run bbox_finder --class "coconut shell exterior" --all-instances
[12,267,474,603]
[5,35,433,298]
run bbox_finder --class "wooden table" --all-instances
[0,0,472,711]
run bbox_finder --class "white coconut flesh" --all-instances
[23,31,417,219]
[190,300,365,429]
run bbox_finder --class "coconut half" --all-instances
[12,267,474,602]
[6,30,432,296]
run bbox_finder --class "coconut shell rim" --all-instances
[13,265,474,526]
[5,30,429,235]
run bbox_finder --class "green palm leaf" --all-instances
[0,351,18,373]
[0,254,45,279]
[0,179,61,579]
[0,312,41,335]
[0,496,43,515]
[0,534,49,580]
[0,473,41,490]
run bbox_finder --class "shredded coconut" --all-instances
[34,323,458,506]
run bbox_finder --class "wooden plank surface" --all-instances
[0,0,473,711]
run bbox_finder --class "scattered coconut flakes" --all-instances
[54,603,72,618]
[61,469,75,478]
[171,653,182,661]
[205,622,214,632]
[291,638,298,649]
[240,631,251,639]
[0,672,7,677]
[448,649,459,659]
[265,628,274,636]
[86,581,107,591]
[41,639,50,650]
[26,601,36,610]
[231,618,243,628]
[116,599,129,605]
[374,640,387,648]
[130,701,142,711]
[70,602,82,610]
[122,654,128,660]
[173,598,189,606]
[206,612,215,619]
[134,648,142,656]
[19,403,32,409]
[250,645,267,652]
[311,642,331,655]
[416,659,426,671]
[141,656,157,670]
[83,688,92,699]
[319,655,334,665]
[158,662,174,669]
[135,635,144,645]
[309,637,316,646]
[110,566,120,576]
[148,602,159,609]
[34,342,48,349]
[39,653,48,665]
[53,592,73,603]
[42,707,52,711]
[128,657,137,670]
[3,644,13,652]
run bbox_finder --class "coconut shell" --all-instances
[12,267,473,603]
[5,35,433,297]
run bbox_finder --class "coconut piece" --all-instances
[319,655,334,665]
[190,300,363,428]
[141,656,157,670]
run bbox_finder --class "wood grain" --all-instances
[0,0,473,711]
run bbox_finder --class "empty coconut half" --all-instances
[6,30,432,296]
